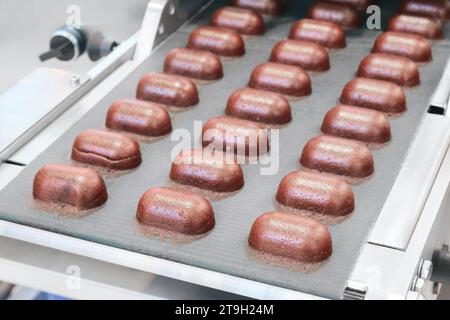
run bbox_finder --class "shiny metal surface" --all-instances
[350,141,450,299]
[0,33,137,162]
[0,68,89,161]
[7,61,140,165]
[0,0,149,92]
[430,58,450,115]
[0,0,147,161]
[368,114,450,250]
[135,0,211,61]
[1,0,450,300]
[0,234,241,300]
[154,0,212,48]
[0,219,321,300]
[0,22,320,297]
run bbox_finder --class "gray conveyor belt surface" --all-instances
[0,0,450,299]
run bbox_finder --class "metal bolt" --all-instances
[412,276,425,292]
[158,24,165,35]
[418,259,433,280]
[70,74,81,87]
[169,3,176,15]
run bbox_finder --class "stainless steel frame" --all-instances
[0,0,150,161]
[0,0,449,300]
[0,35,137,162]
[369,114,450,251]
[0,0,150,91]
[349,132,450,299]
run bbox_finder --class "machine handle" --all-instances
[39,42,72,62]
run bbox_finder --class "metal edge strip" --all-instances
[0,219,324,300]
[368,113,450,250]
[429,56,450,115]
[0,256,156,300]
[134,0,212,61]
[349,138,450,299]
[0,32,138,163]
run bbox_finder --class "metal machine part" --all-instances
[432,246,450,285]
[39,26,88,62]
[134,0,211,61]
[40,27,121,63]
[0,0,215,160]
[87,32,119,62]
[0,0,150,92]
[349,134,450,299]
[0,68,88,162]
[0,33,136,163]
[418,259,433,281]
[368,115,450,250]
[0,0,450,300]
[0,0,148,162]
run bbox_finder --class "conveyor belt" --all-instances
[0,0,449,299]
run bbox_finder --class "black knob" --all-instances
[39,26,87,62]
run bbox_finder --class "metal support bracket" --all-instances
[134,0,211,61]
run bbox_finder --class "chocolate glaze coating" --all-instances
[170,149,244,192]
[330,0,373,11]
[202,116,269,156]
[276,170,355,216]
[321,105,391,144]
[248,212,332,263]
[249,62,312,97]
[400,0,447,20]
[340,78,406,114]
[137,187,215,235]
[72,129,142,170]
[136,72,199,107]
[232,0,282,15]
[210,6,265,35]
[187,26,245,57]
[289,19,346,49]
[270,39,330,72]
[372,32,432,63]
[106,99,172,137]
[225,88,292,125]
[388,14,443,39]
[33,164,108,210]
[357,53,420,87]
[307,1,360,29]
[447,1,450,20]
[164,48,223,81]
[300,135,374,178]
